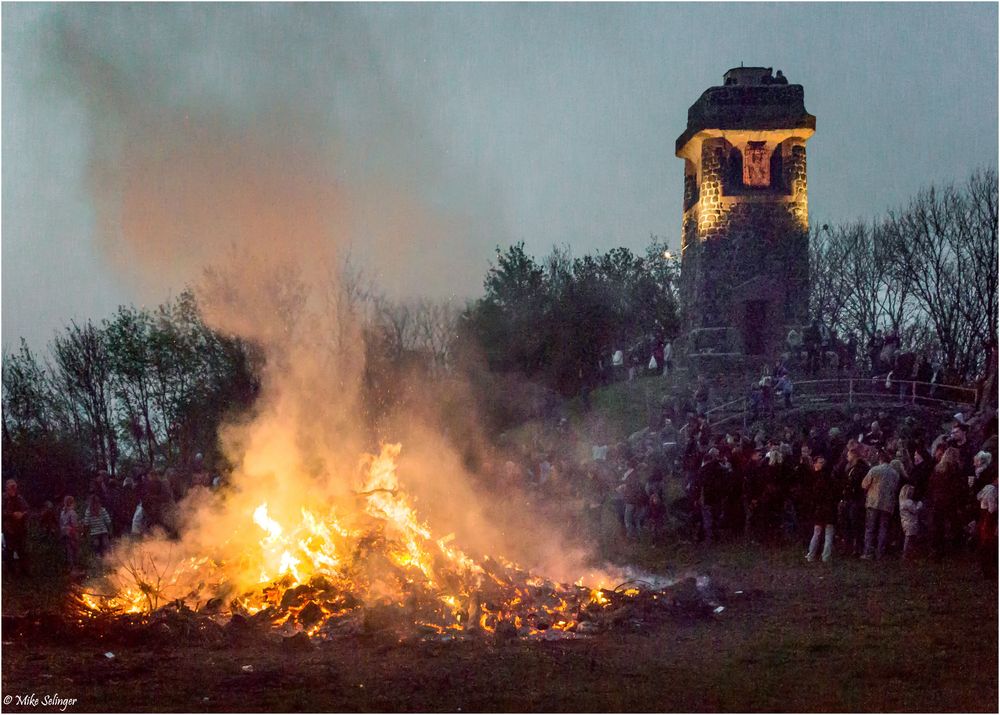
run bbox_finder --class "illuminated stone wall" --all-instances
[676,68,814,358]
[680,142,809,353]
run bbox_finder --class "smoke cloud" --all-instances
[43,4,610,606]
[46,4,506,305]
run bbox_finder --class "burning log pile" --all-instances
[7,572,721,650]
[43,444,725,647]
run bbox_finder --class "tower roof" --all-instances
[675,68,815,155]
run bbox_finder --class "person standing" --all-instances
[611,348,624,382]
[909,448,933,502]
[806,455,839,562]
[59,496,81,572]
[83,494,113,558]
[863,421,885,449]
[742,449,767,541]
[776,373,794,409]
[926,447,964,557]
[976,477,997,578]
[661,340,674,377]
[2,479,31,576]
[804,320,821,374]
[694,376,710,416]
[118,477,140,534]
[898,484,923,560]
[786,328,803,363]
[38,501,58,539]
[620,461,648,540]
[861,452,901,559]
[970,451,996,494]
[839,447,869,556]
[694,448,728,545]
[650,340,664,376]
[131,499,148,536]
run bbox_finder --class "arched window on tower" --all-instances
[683,167,700,211]
[770,144,787,194]
[723,147,743,195]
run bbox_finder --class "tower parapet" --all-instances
[676,67,814,361]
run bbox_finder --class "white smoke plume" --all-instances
[43,5,613,606]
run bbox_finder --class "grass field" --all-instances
[3,540,995,713]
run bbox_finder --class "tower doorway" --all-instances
[744,300,767,355]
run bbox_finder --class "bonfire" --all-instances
[75,444,710,643]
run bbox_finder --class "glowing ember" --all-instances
[81,444,666,640]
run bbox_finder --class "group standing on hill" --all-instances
[478,400,997,579]
[2,456,219,576]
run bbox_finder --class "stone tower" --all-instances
[676,67,814,362]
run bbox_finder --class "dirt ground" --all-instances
[2,542,996,713]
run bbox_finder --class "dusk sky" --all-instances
[3,3,997,350]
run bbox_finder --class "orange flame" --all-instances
[84,443,625,638]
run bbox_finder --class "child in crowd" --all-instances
[83,494,113,557]
[899,484,923,559]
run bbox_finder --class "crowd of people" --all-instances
[3,388,997,582]
[483,400,998,578]
[1,457,219,576]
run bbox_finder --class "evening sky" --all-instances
[3,3,997,349]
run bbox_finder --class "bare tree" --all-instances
[105,307,160,465]
[377,297,416,361]
[809,224,852,332]
[959,169,999,369]
[882,169,998,377]
[320,252,373,362]
[2,340,59,442]
[812,221,920,345]
[411,299,461,374]
[811,169,998,381]
[51,320,118,475]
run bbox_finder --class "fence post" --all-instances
[911,380,917,405]
[848,378,854,406]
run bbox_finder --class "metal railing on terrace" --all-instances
[793,377,978,409]
[678,378,978,435]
